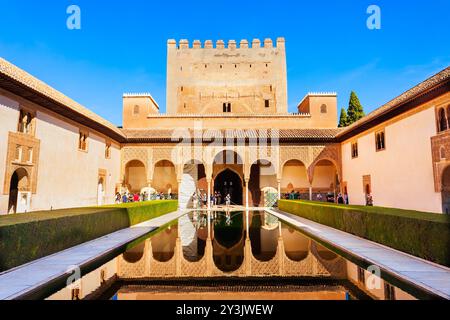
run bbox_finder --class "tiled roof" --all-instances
[337,66,450,139]
[0,58,126,140]
[123,128,343,141]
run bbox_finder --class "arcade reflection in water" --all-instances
[120,211,343,276]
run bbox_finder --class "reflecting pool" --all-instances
[106,211,370,300]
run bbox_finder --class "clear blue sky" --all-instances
[1,0,449,125]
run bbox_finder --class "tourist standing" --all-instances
[217,191,222,205]
[366,194,374,206]
[225,193,231,207]
[210,194,215,208]
[192,192,198,209]
[202,192,207,208]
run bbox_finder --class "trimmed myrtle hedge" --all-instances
[0,200,178,272]
[278,200,450,267]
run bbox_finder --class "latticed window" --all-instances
[351,142,359,158]
[375,131,386,151]
[320,104,328,114]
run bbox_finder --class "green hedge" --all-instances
[0,200,178,272]
[278,200,450,267]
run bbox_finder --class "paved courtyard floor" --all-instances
[0,209,189,300]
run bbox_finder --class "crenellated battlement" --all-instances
[167,37,285,50]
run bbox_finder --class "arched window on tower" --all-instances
[439,108,447,132]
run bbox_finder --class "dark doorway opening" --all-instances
[214,169,243,205]
[442,166,450,214]
[8,171,19,214]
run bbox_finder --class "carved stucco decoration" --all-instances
[3,132,40,195]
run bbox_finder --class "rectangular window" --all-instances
[100,269,107,284]
[384,283,396,300]
[133,105,140,115]
[265,100,270,108]
[28,148,33,163]
[351,142,359,159]
[357,267,365,285]
[78,131,88,152]
[105,143,111,159]
[18,109,35,135]
[71,288,81,300]
[375,130,386,151]
[223,103,232,113]
[15,145,22,162]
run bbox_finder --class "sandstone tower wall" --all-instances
[166,38,288,115]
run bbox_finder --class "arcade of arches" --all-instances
[119,145,342,207]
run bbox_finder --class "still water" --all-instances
[106,211,370,300]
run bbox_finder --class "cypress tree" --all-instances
[347,91,365,124]
[338,108,348,127]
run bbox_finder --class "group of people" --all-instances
[192,191,232,209]
[284,191,301,200]
[335,193,349,204]
[315,192,349,204]
[114,191,173,204]
[115,192,141,204]
[316,192,373,206]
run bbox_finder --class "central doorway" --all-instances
[214,169,243,205]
